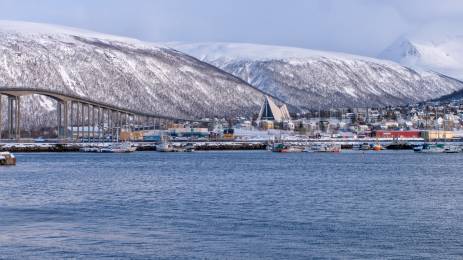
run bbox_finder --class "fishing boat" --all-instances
[443,145,461,153]
[385,138,414,150]
[100,142,137,153]
[79,147,101,153]
[305,143,341,153]
[372,143,383,151]
[156,141,175,152]
[413,143,445,153]
[360,143,370,151]
[272,143,303,153]
[0,152,16,166]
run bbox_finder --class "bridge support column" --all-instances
[69,101,74,140]
[102,108,106,142]
[57,101,62,139]
[76,102,80,142]
[91,106,95,142]
[97,107,101,142]
[118,111,122,141]
[124,113,129,131]
[63,101,68,142]
[0,95,2,140]
[7,96,13,139]
[108,110,112,142]
[81,103,85,143]
[86,104,90,142]
[15,96,21,141]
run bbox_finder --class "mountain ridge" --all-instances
[172,42,463,109]
[0,21,268,129]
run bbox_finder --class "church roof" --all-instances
[257,96,291,122]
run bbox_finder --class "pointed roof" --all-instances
[257,96,291,122]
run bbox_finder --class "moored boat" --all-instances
[156,142,175,152]
[100,142,137,153]
[305,143,341,153]
[443,145,461,153]
[272,143,303,153]
[372,143,383,151]
[79,147,101,153]
[0,152,16,166]
[413,143,445,153]
[360,143,370,151]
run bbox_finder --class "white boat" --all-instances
[414,143,445,153]
[305,143,341,153]
[79,147,101,153]
[444,145,461,153]
[100,142,137,153]
[0,152,16,166]
[156,142,175,152]
[360,143,371,151]
[156,142,194,152]
[271,143,304,153]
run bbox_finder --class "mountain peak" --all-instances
[379,27,463,80]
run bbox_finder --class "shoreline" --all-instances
[2,139,462,153]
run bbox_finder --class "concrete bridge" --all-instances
[0,87,207,142]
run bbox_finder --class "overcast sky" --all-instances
[0,0,462,56]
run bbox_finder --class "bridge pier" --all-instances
[81,103,85,142]
[70,101,74,142]
[75,102,80,142]
[7,96,13,139]
[109,110,113,142]
[15,96,20,141]
[63,101,69,141]
[5,96,21,141]
[0,95,2,140]
[97,106,101,142]
[92,106,95,142]
[57,101,62,139]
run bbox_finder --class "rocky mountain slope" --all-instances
[0,21,266,129]
[172,42,463,110]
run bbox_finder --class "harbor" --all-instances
[2,138,463,154]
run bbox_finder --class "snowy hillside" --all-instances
[172,42,463,109]
[0,21,265,129]
[379,30,463,80]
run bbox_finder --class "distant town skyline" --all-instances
[0,0,462,57]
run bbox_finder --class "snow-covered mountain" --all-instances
[172,42,463,109]
[379,19,463,80]
[379,29,463,80]
[0,21,265,129]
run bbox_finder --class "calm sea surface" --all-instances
[0,151,462,259]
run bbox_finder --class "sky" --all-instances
[0,0,462,57]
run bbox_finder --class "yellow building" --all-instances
[421,130,454,141]
[260,120,274,130]
[120,131,144,141]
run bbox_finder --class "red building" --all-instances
[374,130,421,139]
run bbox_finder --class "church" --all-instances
[257,96,293,129]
